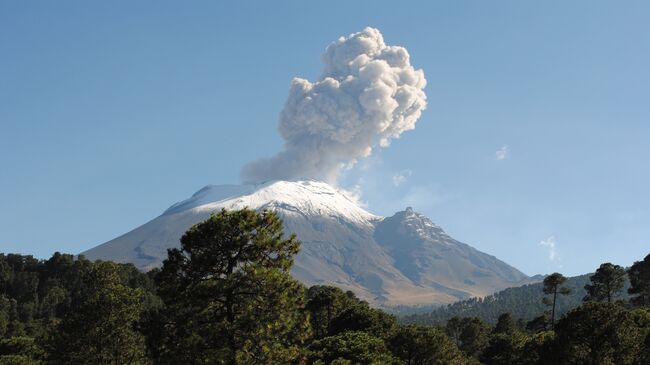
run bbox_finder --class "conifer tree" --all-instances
[493,313,516,334]
[583,262,626,303]
[148,208,310,365]
[552,302,649,364]
[542,273,571,330]
[628,253,650,307]
[47,261,148,364]
[306,286,358,339]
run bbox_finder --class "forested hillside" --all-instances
[1,209,649,364]
[0,252,159,363]
[401,274,603,325]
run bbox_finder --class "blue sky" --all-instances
[1,1,648,276]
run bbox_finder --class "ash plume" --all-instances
[241,27,427,184]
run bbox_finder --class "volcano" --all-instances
[83,180,529,307]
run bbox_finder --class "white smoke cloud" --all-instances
[241,27,427,184]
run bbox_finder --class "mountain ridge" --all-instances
[83,179,530,307]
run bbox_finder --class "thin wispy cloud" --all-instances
[495,145,510,160]
[539,236,559,262]
[392,169,413,187]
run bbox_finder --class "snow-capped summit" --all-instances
[82,180,529,307]
[164,180,378,226]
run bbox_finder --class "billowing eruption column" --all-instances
[241,27,427,184]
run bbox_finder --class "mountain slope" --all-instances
[375,208,528,299]
[401,274,631,324]
[83,180,529,307]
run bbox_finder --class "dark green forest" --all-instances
[401,273,631,325]
[1,208,649,364]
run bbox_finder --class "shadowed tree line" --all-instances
[1,208,649,364]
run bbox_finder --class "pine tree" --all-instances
[542,273,571,330]
[552,302,648,364]
[628,253,650,307]
[148,208,310,365]
[47,261,149,364]
[583,262,626,303]
[306,286,357,339]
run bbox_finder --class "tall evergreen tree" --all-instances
[47,261,149,365]
[628,253,650,307]
[583,262,626,303]
[542,272,571,330]
[148,208,310,365]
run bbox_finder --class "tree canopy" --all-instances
[147,208,310,365]
[628,253,650,307]
[1,210,649,365]
[583,262,626,303]
[543,273,572,329]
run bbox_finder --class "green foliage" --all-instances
[0,336,43,364]
[46,261,149,364]
[1,217,648,364]
[445,317,490,359]
[519,331,555,365]
[480,332,525,365]
[308,331,399,365]
[479,329,555,365]
[306,286,357,339]
[0,297,8,338]
[388,324,468,365]
[0,355,39,365]
[401,274,595,326]
[0,252,156,364]
[543,272,571,329]
[306,286,468,364]
[628,253,650,307]
[147,208,311,364]
[584,262,626,303]
[550,302,649,364]
[328,303,397,339]
[525,312,550,332]
[630,307,650,364]
[402,254,648,364]
[492,313,516,335]
[542,272,570,296]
